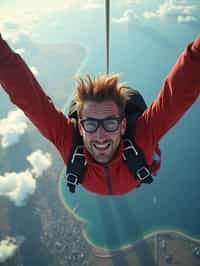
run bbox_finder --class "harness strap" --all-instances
[122,138,153,184]
[65,145,87,193]
[65,122,86,193]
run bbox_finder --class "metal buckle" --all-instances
[71,145,87,165]
[136,167,151,181]
[66,173,79,185]
[122,138,138,160]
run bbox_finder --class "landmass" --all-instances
[86,230,200,266]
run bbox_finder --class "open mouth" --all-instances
[93,142,111,151]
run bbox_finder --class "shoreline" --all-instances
[58,177,200,258]
[84,230,200,259]
[84,229,200,258]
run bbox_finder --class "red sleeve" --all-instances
[136,35,200,148]
[0,34,73,164]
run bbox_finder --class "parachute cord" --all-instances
[106,0,110,74]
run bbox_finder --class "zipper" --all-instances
[104,165,112,194]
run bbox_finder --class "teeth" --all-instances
[96,144,108,148]
[94,143,110,149]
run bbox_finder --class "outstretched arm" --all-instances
[0,34,73,163]
[136,35,200,148]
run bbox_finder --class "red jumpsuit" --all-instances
[0,34,200,195]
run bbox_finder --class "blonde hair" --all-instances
[71,73,130,117]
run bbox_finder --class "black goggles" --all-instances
[80,116,123,133]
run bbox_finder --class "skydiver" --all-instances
[0,33,199,195]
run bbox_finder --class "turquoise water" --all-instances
[50,6,200,249]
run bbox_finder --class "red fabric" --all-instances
[0,35,199,195]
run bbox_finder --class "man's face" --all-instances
[79,100,126,164]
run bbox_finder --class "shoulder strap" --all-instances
[65,122,87,193]
[123,109,154,185]
[122,138,153,185]
[124,112,140,138]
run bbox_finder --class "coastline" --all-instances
[58,176,200,258]
[83,229,200,258]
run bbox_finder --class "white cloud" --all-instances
[143,0,198,22]
[0,0,102,36]
[126,0,140,4]
[112,16,129,24]
[177,15,197,23]
[0,12,41,42]
[0,0,70,41]
[0,109,29,148]
[0,237,18,263]
[0,170,36,207]
[26,149,52,178]
[112,10,138,24]
[143,11,158,19]
[83,0,103,9]
[0,150,51,206]
[0,0,107,41]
